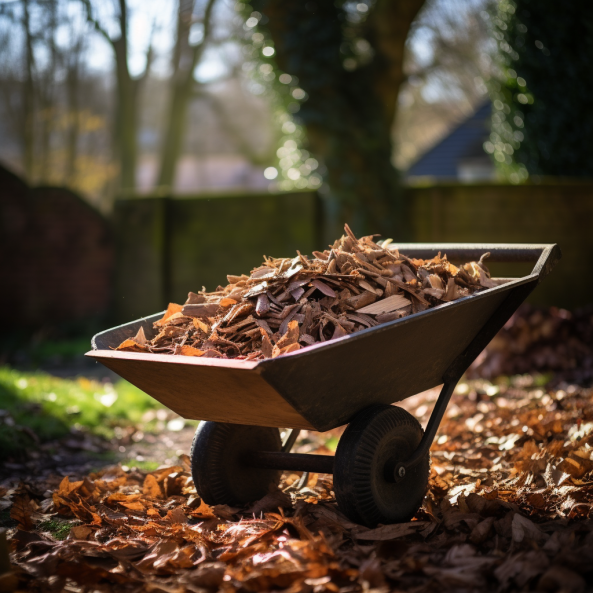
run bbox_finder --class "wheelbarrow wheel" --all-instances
[334,404,430,528]
[191,422,282,506]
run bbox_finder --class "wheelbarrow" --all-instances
[88,243,560,527]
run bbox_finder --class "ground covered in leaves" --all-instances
[2,372,593,593]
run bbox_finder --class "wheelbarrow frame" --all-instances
[88,243,560,480]
[230,243,561,479]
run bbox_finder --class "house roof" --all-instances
[407,102,492,179]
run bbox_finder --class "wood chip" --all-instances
[255,293,270,317]
[290,287,305,301]
[357,294,412,315]
[358,280,383,296]
[376,308,411,323]
[115,225,492,359]
[185,291,205,305]
[134,326,147,346]
[260,329,273,358]
[182,303,220,318]
[346,291,377,311]
[311,279,337,298]
[178,345,205,357]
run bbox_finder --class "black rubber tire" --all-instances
[191,422,282,506]
[334,404,430,527]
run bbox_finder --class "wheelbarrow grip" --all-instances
[532,244,562,280]
[390,243,561,280]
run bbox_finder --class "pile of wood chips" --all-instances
[116,225,496,359]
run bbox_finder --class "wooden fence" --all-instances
[113,182,593,321]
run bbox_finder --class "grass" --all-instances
[324,436,340,452]
[38,519,76,540]
[0,366,165,455]
[120,459,161,471]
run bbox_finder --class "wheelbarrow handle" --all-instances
[390,243,561,281]
[392,242,561,476]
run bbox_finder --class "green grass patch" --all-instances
[120,459,161,472]
[324,436,340,452]
[38,519,75,540]
[0,366,164,455]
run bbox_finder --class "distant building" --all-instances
[406,102,496,182]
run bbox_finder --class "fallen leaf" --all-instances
[354,521,429,541]
[246,490,293,516]
[9,495,34,531]
[511,513,547,545]
[143,474,163,499]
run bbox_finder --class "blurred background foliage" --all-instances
[1,0,592,333]
[0,0,497,220]
[489,0,593,180]
[240,0,423,239]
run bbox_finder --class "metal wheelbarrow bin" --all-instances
[88,243,560,527]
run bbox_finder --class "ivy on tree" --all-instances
[490,0,593,180]
[241,0,425,240]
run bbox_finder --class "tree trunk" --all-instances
[38,0,58,182]
[113,36,137,192]
[65,42,81,185]
[255,0,424,240]
[157,77,193,189]
[22,0,35,181]
[157,0,216,190]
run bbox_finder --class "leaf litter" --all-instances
[114,225,497,359]
[469,304,593,387]
[3,374,593,592]
[5,229,593,590]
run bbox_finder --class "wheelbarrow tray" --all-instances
[87,243,560,432]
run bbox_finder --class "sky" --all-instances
[83,0,238,82]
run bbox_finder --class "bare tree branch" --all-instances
[80,0,114,48]
[189,0,217,72]
[156,0,219,188]
[137,19,156,85]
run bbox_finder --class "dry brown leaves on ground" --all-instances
[3,378,593,592]
[115,225,496,360]
[469,304,593,387]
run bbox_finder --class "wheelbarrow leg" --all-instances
[282,429,300,452]
[282,429,309,489]
[332,380,460,526]
[393,380,457,481]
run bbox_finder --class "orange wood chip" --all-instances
[192,318,210,333]
[220,297,238,307]
[178,345,205,357]
[155,303,183,326]
[115,339,147,352]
